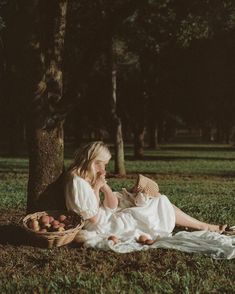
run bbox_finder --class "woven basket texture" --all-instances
[135,174,160,197]
[22,210,84,248]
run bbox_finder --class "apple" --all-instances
[31,220,40,232]
[41,223,51,229]
[51,220,60,226]
[39,215,50,225]
[58,215,67,222]
[58,227,65,232]
[48,216,54,223]
[52,224,60,231]
[27,220,34,229]
[138,235,148,244]
[108,235,119,245]
[145,239,155,245]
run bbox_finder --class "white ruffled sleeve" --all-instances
[65,175,99,220]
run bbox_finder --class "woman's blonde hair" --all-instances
[67,141,111,186]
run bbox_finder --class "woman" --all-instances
[65,141,227,245]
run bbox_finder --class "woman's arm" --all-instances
[93,173,118,210]
[93,173,106,204]
[101,183,118,210]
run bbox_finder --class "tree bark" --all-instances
[108,38,126,175]
[149,123,160,149]
[114,117,126,175]
[134,126,145,159]
[27,122,65,212]
[14,0,69,212]
[0,36,4,86]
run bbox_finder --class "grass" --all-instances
[0,144,235,293]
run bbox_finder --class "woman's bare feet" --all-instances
[173,204,228,234]
[204,224,227,234]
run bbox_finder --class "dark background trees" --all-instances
[1,0,235,211]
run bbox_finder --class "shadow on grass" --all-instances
[0,224,33,246]
[0,224,81,249]
[114,171,235,178]
[125,155,235,161]
[0,224,59,248]
[160,146,235,152]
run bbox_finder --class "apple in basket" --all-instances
[27,213,75,232]
[39,215,50,225]
[51,220,60,226]
[39,215,51,229]
[58,215,74,230]
[48,219,62,232]
[28,219,40,232]
[62,218,73,229]
[51,223,60,231]
[58,215,67,222]
[49,216,54,223]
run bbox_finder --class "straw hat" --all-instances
[133,174,160,198]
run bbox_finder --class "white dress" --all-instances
[65,175,176,245]
[64,175,235,259]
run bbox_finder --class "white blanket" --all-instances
[80,230,235,259]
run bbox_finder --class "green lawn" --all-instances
[0,144,235,293]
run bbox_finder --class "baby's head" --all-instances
[69,141,111,185]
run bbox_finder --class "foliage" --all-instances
[2,0,235,145]
[0,0,6,30]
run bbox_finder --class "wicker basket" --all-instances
[134,174,160,197]
[22,210,84,248]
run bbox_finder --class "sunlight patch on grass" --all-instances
[0,173,27,209]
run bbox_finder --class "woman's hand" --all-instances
[93,172,106,191]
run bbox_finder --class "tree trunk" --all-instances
[27,122,65,212]
[147,89,160,149]
[14,0,69,212]
[114,117,126,175]
[134,126,145,159]
[108,38,126,175]
[149,123,160,149]
[0,36,4,85]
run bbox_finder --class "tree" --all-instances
[3,0,69,212]
[107,38,126,174]
[2,0,148,212]
[64,0,146,170]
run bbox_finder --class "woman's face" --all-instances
[94,159,109,175]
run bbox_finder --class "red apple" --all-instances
[48,216,54,223]
[51,220,60,226]
[58,215,67,222]
[39,215,50,225]
[138,235,148,244]
[108,235,119,245]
